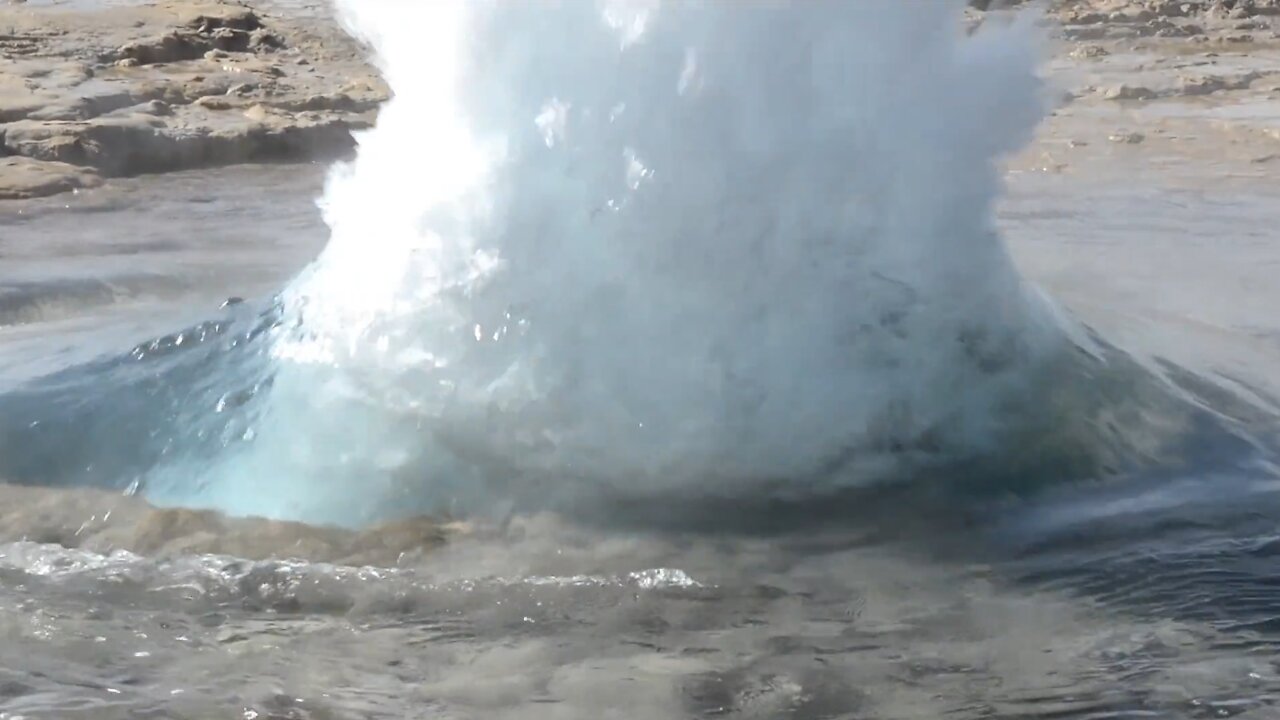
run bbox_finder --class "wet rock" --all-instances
[1110,9,1157,22]
[273,92,370,113]
[250,29,285,50]
[139,99,173,116]
[0,0,387,197]
[0,87,52,123]
[1064,26,1112,40]
[193,94,235,110]
[1069,44,1111,58]
[111,7,266,66]
[1149,20,1206,37]
[1151,1,1190,17]
[1180,74,1229,95]
[1109,131,1147,144]
[0,156,101,200]
[181,5,262,33]
[1069,11,1110,24]
[2,113,363,177]
[25,87,154,122]
[117,31,224,66]
[1179,71,1259,95]
[3,117,163,172]
[208,26,252,52]
[1102,84,1158,100]
[243,103,270,122]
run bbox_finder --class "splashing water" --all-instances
[3,1,1229,526]
[140,0,1088,522]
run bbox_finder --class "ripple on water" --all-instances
[1,488,1279,719]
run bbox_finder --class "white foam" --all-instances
[163,0,1072,524]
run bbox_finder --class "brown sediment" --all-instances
[0,483,465,566]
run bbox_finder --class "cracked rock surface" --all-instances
[0,0,386,199]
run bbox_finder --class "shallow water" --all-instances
[6,4,1280,719]
[0,165,328,390]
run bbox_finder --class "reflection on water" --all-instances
[0,166,327,390]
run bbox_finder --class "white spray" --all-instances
[156,0,1078,525]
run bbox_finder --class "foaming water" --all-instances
[123,0,1201,523]
[5,500,1280,720]
[0,1,1268,526]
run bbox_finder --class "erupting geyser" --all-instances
[5,1,1200,526]
[146,0,1086,523]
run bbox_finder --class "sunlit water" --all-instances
[4,1,1280,718]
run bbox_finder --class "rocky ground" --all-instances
[1,0,1278,200]
[0,0,385,200]
[981,0,1280,174]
